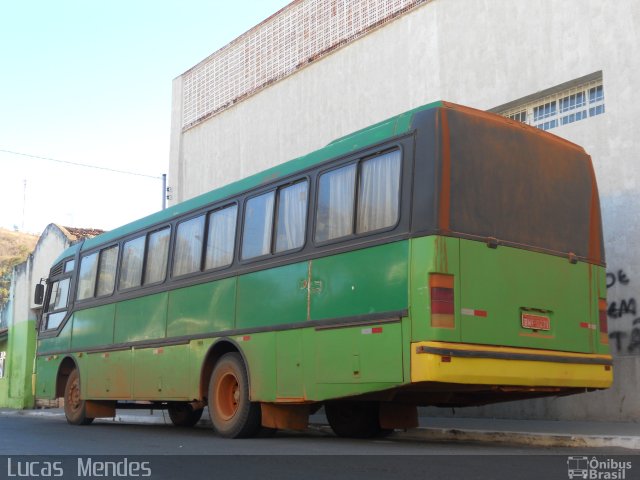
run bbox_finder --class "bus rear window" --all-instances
[447,110,598,260]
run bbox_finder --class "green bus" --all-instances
[35,101,612,438]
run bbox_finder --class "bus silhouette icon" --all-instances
[567,456,589,479]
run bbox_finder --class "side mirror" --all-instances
[34,283,45,305]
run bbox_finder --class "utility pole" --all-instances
[21,179,26,231]
[162,174,167,210]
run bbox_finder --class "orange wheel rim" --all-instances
[216,372,240,420]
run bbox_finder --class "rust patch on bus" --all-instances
[434,236,449,272]
[438,108,451,232]
[261,403,309,430]
[85,400,116,418]
[588,165,603,265]
[306,260,313,321]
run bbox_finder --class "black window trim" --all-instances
[239,175,311,265]
[74,250,99,303]
[203,202,240,274]
[74,243,122,304]
[142,225,172,288]
[37,131,414,335]
[170,201,241,280]
[95,244,120,299]
[171,214,206,280]
[41,274,73,331]
[273,178,311,256]
[312,145,404,248]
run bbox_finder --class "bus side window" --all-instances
[315,164,357,242]
[205,205,237,269]
[48,279,70,312]
[356,150,401,234]
[96,245,119,297]
[173,216,205,277]
[144,227,170,285]
[275,180,308,253]
[242,192,275,259]
[44,277,70,330]
[76,253,98,300]
[119,236,145,290]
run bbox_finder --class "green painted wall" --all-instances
[0,320,37,409]
[0,336,8,403]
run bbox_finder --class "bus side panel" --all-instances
[313,322,404,387]
[71,304,115,349]
[114,292,168,343]
[132,344,191,400]
[167,278,236,337]
[409,236,462,343]
[236,262,308,329]
[35,355,60,400]
[276,330,304,400]
[189,338,213,400]
[85,350,132,399]
[309,241,409,320]
[236,333,277,402]
[37,319,73,355]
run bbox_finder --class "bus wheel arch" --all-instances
[55,356,78,399]
[199,338,252,401]
[57,358,94,426]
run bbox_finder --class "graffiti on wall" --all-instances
[607,269,640,355]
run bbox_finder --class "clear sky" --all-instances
[0,0,291,234]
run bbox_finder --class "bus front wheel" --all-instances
[63,369,94,426]
[208,353,261,438]
[168,404,204,427]
[325,401,390,438]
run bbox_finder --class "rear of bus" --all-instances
[407,103,611,406]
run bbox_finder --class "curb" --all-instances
[390,427,640,450]
[2,409,638,450]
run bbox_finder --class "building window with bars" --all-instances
[496,75,605,132]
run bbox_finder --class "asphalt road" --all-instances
[0,415,635,480]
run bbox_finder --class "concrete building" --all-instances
[0,225,101,408]
[169,0,640,421]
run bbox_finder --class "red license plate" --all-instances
[521,313,551,331]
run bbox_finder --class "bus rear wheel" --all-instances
[208,353,261,438]
[168,404,204,427]
[63,369,94,426]
[325,401,390,438]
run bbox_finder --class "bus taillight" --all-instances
[599,298,608,344]
[430,274,454,328]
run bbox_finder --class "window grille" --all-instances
[498,77,605,132]
[181,0,430,130]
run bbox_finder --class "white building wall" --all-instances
[170,0,640,421]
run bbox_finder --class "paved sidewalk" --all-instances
[2,407,639,450]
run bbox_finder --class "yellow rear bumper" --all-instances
[411,341,613,389]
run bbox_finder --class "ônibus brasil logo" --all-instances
[567,457,632,479]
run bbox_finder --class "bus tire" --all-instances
[63,369,94,426]
[325,401,388,438]
[168,404,204,427]
[208,352,261,438]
